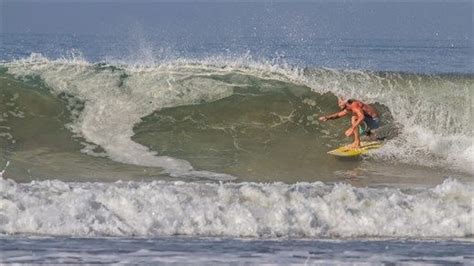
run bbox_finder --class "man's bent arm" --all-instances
[350,109,365,129]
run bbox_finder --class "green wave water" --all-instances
[0,54,472,184]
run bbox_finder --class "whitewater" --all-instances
[0,177,472,238]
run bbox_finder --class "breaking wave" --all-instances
[1,53,472,179]
[0,177,471,238]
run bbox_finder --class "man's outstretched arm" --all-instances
[319,109,348,121]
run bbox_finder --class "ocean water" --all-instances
[1,237,473,264]
[1,2,473,264]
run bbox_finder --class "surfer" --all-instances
[319,98,380,148]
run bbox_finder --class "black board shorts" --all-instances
[359,116,380,135]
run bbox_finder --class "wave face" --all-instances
[1,54,473,180]
[0,177,471,238]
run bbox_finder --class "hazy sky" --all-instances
[2,1,472,41]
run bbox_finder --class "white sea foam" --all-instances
[0,177,472,238]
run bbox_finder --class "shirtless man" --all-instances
[319,98,380,148]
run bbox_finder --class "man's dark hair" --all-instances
[347,99,354,104]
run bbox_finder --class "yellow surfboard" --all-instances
[327,141,382,157]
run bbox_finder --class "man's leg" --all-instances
[351,116,361,148]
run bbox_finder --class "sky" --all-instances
[1,1,472,41]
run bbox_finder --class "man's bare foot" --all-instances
[348,143,361,149]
